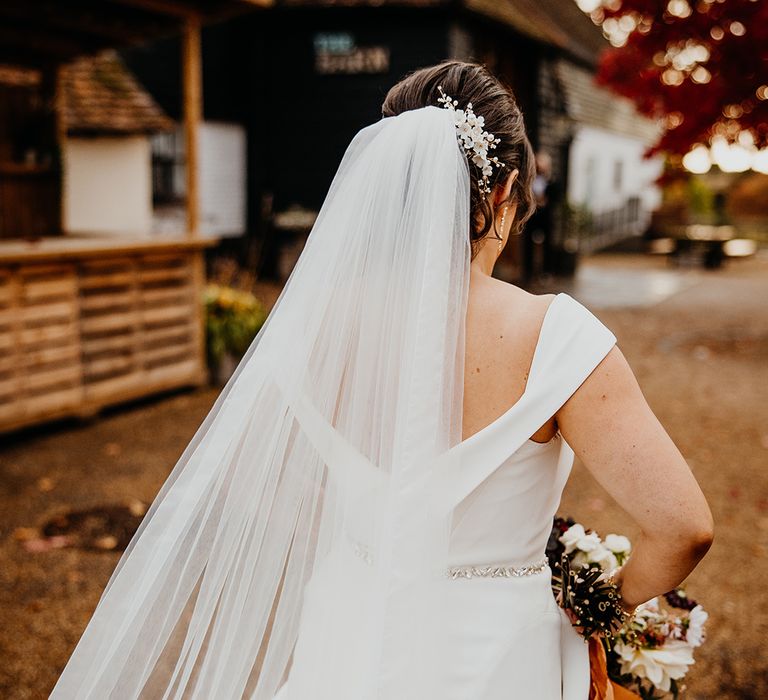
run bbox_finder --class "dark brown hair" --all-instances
[382,60,536,259]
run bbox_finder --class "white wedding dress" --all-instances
[51,107,616,700]
[278,292,616,700]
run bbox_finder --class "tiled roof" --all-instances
[61,51,174,135]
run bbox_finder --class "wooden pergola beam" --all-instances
[106,0,266,21]
[0,1,265,70]
[106,0,204,19]
[0,1,175,46]
[0,25,104,61]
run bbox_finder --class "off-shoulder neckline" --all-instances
[457,292,567,450]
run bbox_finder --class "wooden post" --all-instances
[182,16,202,238]
[181,16,209,384]
[54,64,67,236]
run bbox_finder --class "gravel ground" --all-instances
[1,252,766,699]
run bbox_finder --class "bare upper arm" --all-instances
[555,344,714,543]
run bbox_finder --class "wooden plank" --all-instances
[82,360,201,405]
[17,386,82,416]
[1,364,205,433]
[106,0,202,19]
[140,253,187,266]
[139,266,191,284]
[142,343,194,366]
[141,285,192,306]
[0,237,215,265]
[79,257,133,272]
[0,376,21,397]
[20,324,77,346]
[19,263,73,278]
[83,354,135,379]
[19,344,80,369]
[22,276,78,302]
[142,325,192,347]
[144,358,200,384]
[142,305,193,325]
[21,300,77,324]
[0,402,21,423]
[82,334,133,356]
[80,314,135,335]
[80,291,134,312]
[23,364,81,392]
[82,371,143,403]
[78,271,134,289]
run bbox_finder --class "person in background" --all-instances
[524,150,561,282]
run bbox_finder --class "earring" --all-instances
[497,205,509,255]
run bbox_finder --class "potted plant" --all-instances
[203,284,267,384]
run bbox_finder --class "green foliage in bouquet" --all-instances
[203,284,267,370]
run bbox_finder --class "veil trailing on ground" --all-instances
[51,105,472,699]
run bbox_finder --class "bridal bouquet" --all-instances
[547,517,708,699]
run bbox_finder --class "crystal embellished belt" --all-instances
[445,558,549,580]
[348,538,549,581]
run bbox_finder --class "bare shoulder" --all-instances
[472,275,557,325]
[465,276,559,373]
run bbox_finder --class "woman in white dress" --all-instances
[51,61,714,699]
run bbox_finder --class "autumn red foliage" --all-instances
[594,0,768,156]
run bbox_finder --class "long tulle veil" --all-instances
[51,104,472,699]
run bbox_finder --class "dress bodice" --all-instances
[448,435,572,567]
[442,292,617,570]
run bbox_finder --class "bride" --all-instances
[51,60,714,699]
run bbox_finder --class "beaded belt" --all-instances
[348,538,549,580]
[446,558,550,580]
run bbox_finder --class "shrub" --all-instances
[203,284,267,371]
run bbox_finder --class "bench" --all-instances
[647,231,757,269]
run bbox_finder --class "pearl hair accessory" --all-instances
[437,85,505,197]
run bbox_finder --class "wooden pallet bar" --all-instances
[0,236,215,433]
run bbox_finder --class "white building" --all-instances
[61,51,246,240]
[557,58,664,251]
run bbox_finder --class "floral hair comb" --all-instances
[437,85,505,197]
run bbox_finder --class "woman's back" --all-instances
[463,273,557,445]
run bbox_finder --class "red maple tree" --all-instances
[593,0,768,156]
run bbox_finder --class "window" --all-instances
[613,160,623,192]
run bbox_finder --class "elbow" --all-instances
[696,525,715,557]
[684,515,715,559]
